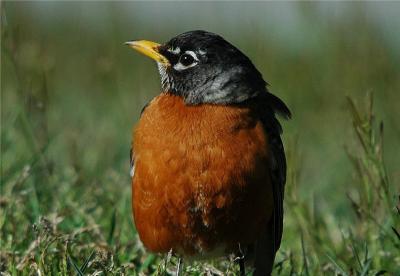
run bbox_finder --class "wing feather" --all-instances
[130,102,150,178]
[254,92,290,275]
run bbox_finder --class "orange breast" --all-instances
[132,93,273,257]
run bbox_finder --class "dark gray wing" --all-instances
[130,147,135,177]
[130,102,150,178]
[254,92,291,275]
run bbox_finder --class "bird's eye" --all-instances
[179,54,195,66]
[173,51,199,71]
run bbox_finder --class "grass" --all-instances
[1,2,400,275]
[281,95,399,275]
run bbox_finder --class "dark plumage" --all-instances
[157,30,267,105]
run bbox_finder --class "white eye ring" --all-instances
[167,47,181,54]
[173,51,199,71]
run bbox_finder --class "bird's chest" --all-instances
[132,94,272,256]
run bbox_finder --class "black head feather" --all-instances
[157,30,267,105]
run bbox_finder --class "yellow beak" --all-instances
[125,40,169,65]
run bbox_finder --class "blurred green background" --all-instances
[1,2,399,275]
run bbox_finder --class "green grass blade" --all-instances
[107,209,117,245]
[326,254,348,276]
[360,258,372,276]
[67,255,84,276]
[80,250,95,273]
[139,254,156,273]
[301,233,310,276]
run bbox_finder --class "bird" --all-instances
[126,30,290,275]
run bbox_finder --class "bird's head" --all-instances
[126,30,267,105]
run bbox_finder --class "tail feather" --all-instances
[253,221,276,276]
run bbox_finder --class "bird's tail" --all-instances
[253,222,276,276]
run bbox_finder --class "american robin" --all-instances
[126,30,290,275]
